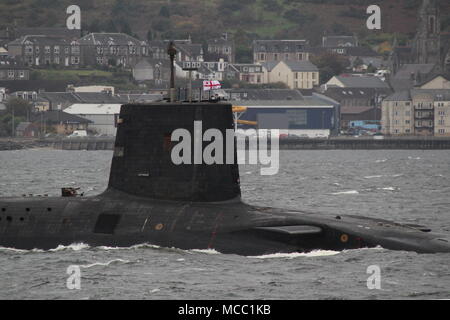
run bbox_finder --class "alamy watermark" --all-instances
[366,5,381,30]
[366,265,381,290]
[170,121,280,176]
[66,265,81,290]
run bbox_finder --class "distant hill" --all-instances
[1,0,449,55]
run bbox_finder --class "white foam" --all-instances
[364,175,383,179]
[331,190,359,195]
[96,243,161,251]
[0,247,29,253]
[189,249,221,255]
[375,159,387,163]
[49,243,90,252]
[251,250,340,259]
[377,187,396,191]
[80,259,130,269]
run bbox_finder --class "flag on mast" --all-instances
[203,80,221,91]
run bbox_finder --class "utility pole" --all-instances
[11,105,14,137]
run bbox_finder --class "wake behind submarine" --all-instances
[0,46,449,255]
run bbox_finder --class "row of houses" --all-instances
[382,75,450,137]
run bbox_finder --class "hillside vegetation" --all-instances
[1,0,450,60]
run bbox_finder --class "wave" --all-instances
[49,243,90,252]
[0,243,89,253]
[377,187,396,191]
[251,250,341,259]
[364,175,383,179]
[189,249,221,255]
[80,259,131,269]
[331,190,359,195]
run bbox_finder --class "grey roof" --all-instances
[71,92,122,104]
[259,61,279,72]
[115,93,163,103]
[384,91,411,101]
[335,75,390,88]
[31,110,92,124]
[38,92,122,105]
[8,35,73,46]
[79,33,144,46]
[38,92,80,105]
[225,89,304,101]
[176,43,203,58]
[253,40,309,53]
[390,63,438,91]
[283,60,318,72]
[323,87,393,101]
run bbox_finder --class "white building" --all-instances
[64,103,122,135]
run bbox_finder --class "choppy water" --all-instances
[0,149,449,299]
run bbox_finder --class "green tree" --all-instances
[6,98,33,118]
[311,53,348,83]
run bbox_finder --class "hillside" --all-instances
[1,0,449,53]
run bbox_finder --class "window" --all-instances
[438,120,445,125]
[54,46,60,54]
[45,46,50,54]
[259,53,265,61]
[65,47,69,54]
[19,71,25,78]
[7,70,14,78]
[71,56,79,64]
[405,120,410,124]
[439,129,445,134]
[285,53,289,60]
[274,53,278,60]
[405,129,411,133]
[25,45,33,54]
[298,53,303,60]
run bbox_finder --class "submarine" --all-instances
[0,45,450,255]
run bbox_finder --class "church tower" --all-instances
[414,0,441,65]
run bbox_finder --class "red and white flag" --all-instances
[203,80,221,91]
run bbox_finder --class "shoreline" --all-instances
[2,137,450,151]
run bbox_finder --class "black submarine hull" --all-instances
[1,189,449,254]
[1,102,450,254]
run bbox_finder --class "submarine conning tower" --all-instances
[107,102,242,202]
